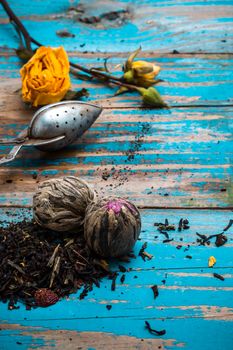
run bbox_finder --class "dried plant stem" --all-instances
[49,256,61,288]
[70,62,122,82]
[1,0,34,50]
[47,244,60,267]
[71,63,142,91]
[70,63,142,91]
[7,259,26,275]
[72,249,90,265]
[0,0,141,92]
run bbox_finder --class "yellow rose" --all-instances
[20,46,71,107]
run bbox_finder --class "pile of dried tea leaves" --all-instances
[0,220,111,310]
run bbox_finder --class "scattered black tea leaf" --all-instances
[151,285,159,299]
[143,251,153,260]
[138,242,153,260]
[196,233,211,245]
[215,234,227,247]
[178,218,189,230]
[120,274,125,283]
[92,277,100,288]
[110,273,118,291]
[196,232,207,242]
[213,273,225,281]
[139,242,147,261]
[155,219,175,246]
[154,222,164,227]
[159,231,169,240]
[183,224,190,230]
[157,225,166,232]
[196,219,232,247]
[79,284,92,300]
[185,255,192,259]
[145,321,166,336]
[7,259,26,275]
[172,49,180,54]
[178,219,183,232]
[158,225,175,232]
[223,219,233,232]
[56,29,75,38]
[106,304,112,310]
[118,265,127,273]
[163,238,174,243]
[176,245,182,250]
[166,225,175,231]
[184,245,190,252]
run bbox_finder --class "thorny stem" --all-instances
[1,0,143,92]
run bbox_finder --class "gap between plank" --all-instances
[102,104,233,110]
[0,50,233,58]
[0,204,232,210]
[7,314,233,323]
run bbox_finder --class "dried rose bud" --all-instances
[84,197,141,258]
[123,47,161,88]
[34,288,59,307]
[138,87,167,108]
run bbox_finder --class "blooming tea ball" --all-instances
[84,197,141,257]
[33,176,95,232]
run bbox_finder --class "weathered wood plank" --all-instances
[0,321,233,350]
[0,0,233,53]
[0,54,233,107]
[0,208,232,350]
[0,326,185,350]
[0,107,232,208]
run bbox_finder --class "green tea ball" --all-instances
[33,176,95,232]
[84,197,141,257]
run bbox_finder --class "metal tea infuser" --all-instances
[0,101,102,165]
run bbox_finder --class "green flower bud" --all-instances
[138,87,167,108]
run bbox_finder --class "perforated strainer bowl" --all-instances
[28,100,103,151]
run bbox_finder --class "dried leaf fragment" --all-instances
[145,321,166,336]
[208,256,216,268]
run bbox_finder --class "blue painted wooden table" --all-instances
[0,1,233,349]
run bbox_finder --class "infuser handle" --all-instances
[0,144,23,165]
[0,128,28,145]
